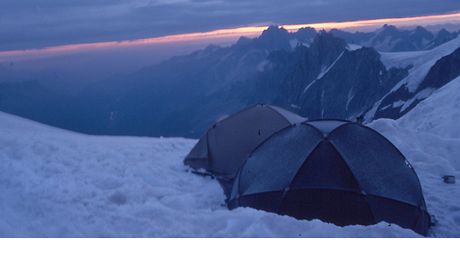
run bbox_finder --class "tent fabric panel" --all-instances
[279,189,375,226]
[217,178,235,199]
[304,120,349,135]
[329,123,423,206]
[229,172,241,200]
[238,125,323,196]
[184,135,210,170]
[266,105,306,124]
[414,210,431,236]
[186,137,208,160]
[207,105,291,180]
[366,195,430,235]
[290,140,362,192]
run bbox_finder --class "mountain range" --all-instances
[1,25,459,137]
[331,24,459,52]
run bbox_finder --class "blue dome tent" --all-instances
[227,120,431,235]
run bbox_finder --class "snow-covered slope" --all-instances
[380,35,460,92]
[397,75,460,138]
[0,112,417,237]
[1,78,460,238]
[365,36,460,121]
[369,76,460,237]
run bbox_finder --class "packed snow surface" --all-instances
[1,78,459,237]
[369,77,460,237]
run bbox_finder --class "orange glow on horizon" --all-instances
[1,11,460,61]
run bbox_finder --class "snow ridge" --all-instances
[303,51,345,94]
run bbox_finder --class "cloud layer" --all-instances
[1,0,460,50]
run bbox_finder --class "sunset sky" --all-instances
[1,0,460,61]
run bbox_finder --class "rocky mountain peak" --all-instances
[255,25,291,51]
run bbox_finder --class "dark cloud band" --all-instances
[1,0,460,51]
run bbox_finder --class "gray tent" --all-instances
[184,104,305,196]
